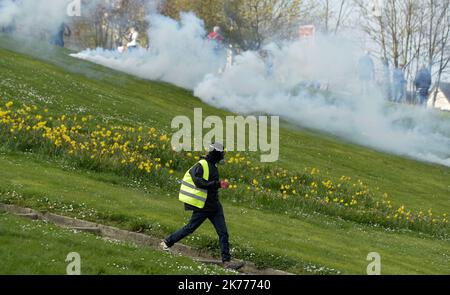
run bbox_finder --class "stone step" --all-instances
[17,213,40,220]
[1,203,294,275]
[194,259,223,265]
[70,227,102,235]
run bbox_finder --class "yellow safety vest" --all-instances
[178,159,210,209]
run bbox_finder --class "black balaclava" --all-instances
[206,142,225,164]
[206,150,224,164]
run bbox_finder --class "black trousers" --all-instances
[165,203,231,262]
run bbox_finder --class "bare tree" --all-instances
[223,0,305,50]
[313,0,354,34]
[430,0,450,101]
[355,0,450,100]
[69,0,148,50]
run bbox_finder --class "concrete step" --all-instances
[1,203,294,275]
[194,258,223,265]
[17,213,40,220]
[70,227,102,235]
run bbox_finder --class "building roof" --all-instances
[434,82,450,99]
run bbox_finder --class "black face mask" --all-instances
[218,151,225,164]
[207,150,225,164]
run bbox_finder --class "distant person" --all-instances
[126,27,139,51]
[414,65,432,105]
[49,23,71,47]
[118,27,139,53]
[218,44,237,74]
[259,49,274,76]
[1,2,17,34]
[381,57,392,101]
[1,26,9,33]
[208,26,224,51]
[358,51,375,96]
[392,64,407,103]
[225,44,234,71]
[1,22,16,34]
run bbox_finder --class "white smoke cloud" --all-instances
[195,38,450,166]
[73,13,224,89]
[0,0,75,35]
[0,0,19,27]
[67,12,450,167]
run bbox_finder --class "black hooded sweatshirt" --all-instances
[184,154,222,212]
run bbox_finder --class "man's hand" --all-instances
[220,180,230,189]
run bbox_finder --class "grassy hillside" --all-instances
[0,36,449,274]
[0,152,449,274]
[0,37,448,215]
[0,212,228,275]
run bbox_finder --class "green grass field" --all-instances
[0,212,228,275]
[0,36,449,274]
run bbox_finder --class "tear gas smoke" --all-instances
[72,13,225,90]
[0,0,78,36]
[3,5,445,167]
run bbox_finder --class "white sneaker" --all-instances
[160,240,171,252]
